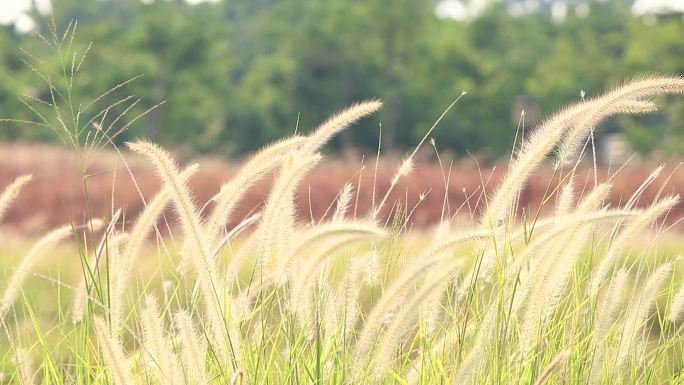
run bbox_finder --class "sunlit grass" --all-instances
[1,22,684,385]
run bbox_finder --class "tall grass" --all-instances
[1,24,684,384]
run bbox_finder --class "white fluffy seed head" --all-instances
[302,100,382,155]
[259,152,322,275]
[397,157,414,178]
[617,263,673,369]
[93,316,134,385]
[0,174,32,223]
[668,282,684,322]
[332,182,354,222]
[173,310,209,385]
[576,183,612,214]
[140,296,183,385]
[554,178,575,218]
[483,76,684,228]
[590,195,679,296]
[127,140,239,367]
[555,99,659,168]
[364,248,381,285]
[588,269,629,385]
[206,135,307,246]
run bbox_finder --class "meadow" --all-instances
[0,73,683,385]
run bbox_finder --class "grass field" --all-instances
[1,75,684,385]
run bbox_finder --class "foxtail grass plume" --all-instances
[590,196,679,296]
[109,163,198,326]
[140,296,184,385]
[256,152,322,279]
[128,140,240,368]
[205,136,307,247]
[0,175,32,223]
[482,76,684,229]
[173,310,209,385]
[588,269,629,385]
[668,281,684,322]
[93,316,135,385]
[616,263,673,370]
[300,100,382,155]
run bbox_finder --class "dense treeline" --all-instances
[0,0,682,159]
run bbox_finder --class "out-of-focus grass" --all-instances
[1,228,682,357]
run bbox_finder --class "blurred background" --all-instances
[0,0,683,229]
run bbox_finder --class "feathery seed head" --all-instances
[0,174,32,223]
[302,100,382,154]
[668,282,684,322]
[93,316,134,385]
[397,157,414,178]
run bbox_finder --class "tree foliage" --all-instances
[0,0,682,158]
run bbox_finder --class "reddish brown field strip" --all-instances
[1,142,682,233]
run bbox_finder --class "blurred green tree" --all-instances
[0,0,681,159]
